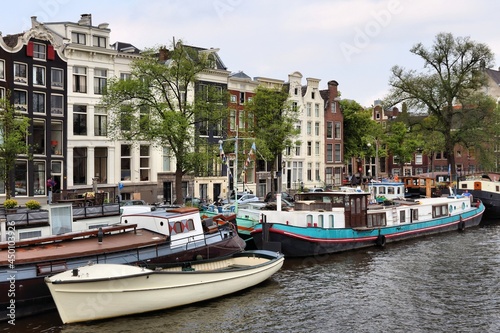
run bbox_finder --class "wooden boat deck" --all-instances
[0,227,168,265]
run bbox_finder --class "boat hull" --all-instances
[45,250,284,324]
[252,202,484,257]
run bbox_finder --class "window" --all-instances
[51,68,64,88]
[139,106,150,132]
[33,43,46,60]
[50,121,63,155]
[230,94,237,103]
[73,105,87,135]
[307,163,312,181]
[121,145,132,181]
[335,122,341,139]
[315,103,319,117]
[307,121,312,135]
[140,145,150,181]
[33,66,45,86]
[415,153,423,165]
[73,66,87,93]
[32,120,46,155]
[316,163,320,181]
[315,142,320,156]
[326,122,333,139]
[51,94,63,115]
[239,92,245,104]
[307,103,311,116]
[292,161,303,184]
[120,72,131,80]
[335,144,342,162]
[34,161,46,195]
[0,60,4,80]
[120,105,133,131]
[230,110,236,131]
[327,144,333,162]
[13,90,27,112]
[33,92,45,114]
[311,91,315,99]
[163,147,171,172]
[307,141,312,156]
[72,32,86,44]
[15,160,28,196]
[292,102,298,112]
[295,144,301,156]
[294,87,298,95]
[73,147,87,185]
[0,88,4,100]
[94,107,107,136]
[331,102,337,113]
[367,213,387,227]
[14,62,28,84]
[238,110,245,129]
[296,121,302,133]
[94,68,107,95]
[95,147,108,184]
[93,35,107,48]
[315,122,320,136]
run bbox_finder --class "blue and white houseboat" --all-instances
[251,188,485,257]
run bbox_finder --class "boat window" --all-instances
[379,187,386,195]
[432,204,448,218]
[388,187,394,195]
[368,213,386,227]
[329,215,334,228]
[412,209,418,221]
[399,210,405,223]
[306,215,313,226]
[37,261,68,276]
[174,221,183,233]
[318,215,324,228]
[186,219,195,231]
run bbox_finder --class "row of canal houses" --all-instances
[0,14,491,205]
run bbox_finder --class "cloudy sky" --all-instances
[2,0,500,107]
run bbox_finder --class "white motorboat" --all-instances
[45,250,284,324]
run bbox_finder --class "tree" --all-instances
[342,99,378,162]
[386,32,496,175]
[0,95,30,199]
[101,41,228,203]
[385,121,423,173]
[245,86,300,193]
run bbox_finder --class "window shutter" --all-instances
[47,45,55,60]
[26,41,34,57]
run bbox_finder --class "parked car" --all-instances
[120,199,147,206]
[308,188,324,193]
[264,192,295,203]
[222,193,260,205]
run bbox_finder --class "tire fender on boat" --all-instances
[458,216,465,232]
[376,234,386,247]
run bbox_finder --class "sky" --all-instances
[2,0,500,107]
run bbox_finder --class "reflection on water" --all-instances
[4,221,500,333]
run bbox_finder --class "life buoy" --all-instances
[376,234,386,247]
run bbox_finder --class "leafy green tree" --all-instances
[385,121,423,172]
[386,32,496,175]
[245,86,300,193]
[0,95,30,199]
[342,99,378,161]
[101,41,228,203]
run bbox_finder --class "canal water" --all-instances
[3,219,499,333]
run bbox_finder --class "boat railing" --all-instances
[72,203,121,220]
[174,223,235,251]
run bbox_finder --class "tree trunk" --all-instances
[174,166,184,204]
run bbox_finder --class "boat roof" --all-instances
[0,228,167,265]
[123,206,200,219]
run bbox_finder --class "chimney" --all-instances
[78,14,92,26]
[159,48,170,62]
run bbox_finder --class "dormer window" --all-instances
[72,32,86,45]
[93,35,107,48]
[311,91,315,99]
